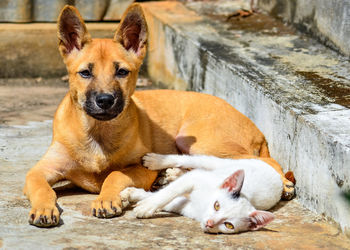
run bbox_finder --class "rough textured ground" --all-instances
[0,80,350,249]
[0,85,67,125]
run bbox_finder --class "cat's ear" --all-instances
[220,169,245,198]
[248,210,274,231]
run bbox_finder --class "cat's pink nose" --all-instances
[206,219,214,228]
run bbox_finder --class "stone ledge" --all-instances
[258,0,350,57]
[0,0,134,22]
[0,23,118,78]
[142,1,350,233]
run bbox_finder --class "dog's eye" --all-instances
[79,70,92,79]
[116,68,129,78]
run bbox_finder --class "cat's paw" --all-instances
[157,168,186,186]
[120,187,151,209]
[165,168,186,181]
[133,198,160,218]
[143,153,169,170]
[120,187,134,209]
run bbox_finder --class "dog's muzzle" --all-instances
[83,90,124,121]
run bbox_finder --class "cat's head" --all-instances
[201,169,275,234]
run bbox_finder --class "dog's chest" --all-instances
[75,136,146,173]
[77,140,109,172]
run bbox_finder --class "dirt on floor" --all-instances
[0,85,67,125]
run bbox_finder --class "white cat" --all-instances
[120,153,283,234]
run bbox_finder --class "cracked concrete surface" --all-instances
[0,83,350,249]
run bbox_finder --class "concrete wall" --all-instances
[0,23,118,78]
[258,0,350,56]
[0,0,133,22]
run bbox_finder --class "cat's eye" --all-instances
[214,201,220,211]
[224,222,234,230]
[78,70,92,79]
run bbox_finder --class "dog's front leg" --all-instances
[91,164,158,218]
[24,142,68,227]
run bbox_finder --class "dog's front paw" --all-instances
[91,195,122,218]
[28,204,60,227]
[133,198,160,218]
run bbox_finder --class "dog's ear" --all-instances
[57,5,91,56]
[114,3,148,57]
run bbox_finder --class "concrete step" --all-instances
[258,0,350,57]
[142,1,350,234]
[0,0,133,22]
[0,23,118,78]
[1,83,350,248]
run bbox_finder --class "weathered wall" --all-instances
[0,0,134,22]
[0,23,118,78]
[258,0,350,56]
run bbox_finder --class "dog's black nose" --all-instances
[95,93,115,110]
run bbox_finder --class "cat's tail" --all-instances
[258,140,296,185]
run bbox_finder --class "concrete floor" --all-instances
[0,83,350,249]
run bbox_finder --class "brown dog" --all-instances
[23,4,294,227]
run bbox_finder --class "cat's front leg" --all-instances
[133,193,166,218]
[143,153,221,171]
[134,172,195,218]
[143,153,184,170]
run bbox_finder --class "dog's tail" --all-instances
[259,140,296,185]
[285,171,296,185]
[259,140,270,157]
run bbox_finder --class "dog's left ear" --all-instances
[57,5,91,56]
[114,3,148,57]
